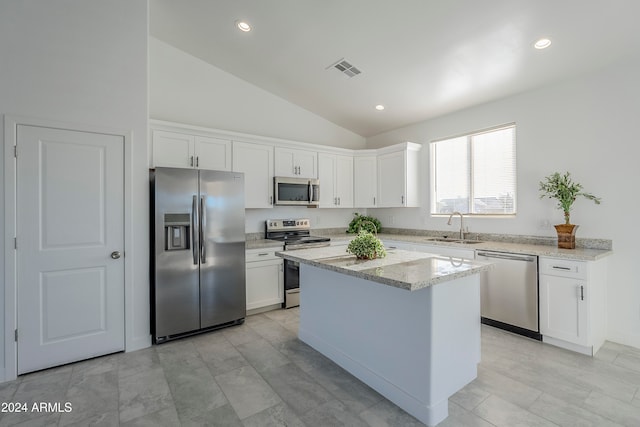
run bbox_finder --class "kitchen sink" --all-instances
[433,238,484,244]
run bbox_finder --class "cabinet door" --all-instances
[417,244,475,259]
[296,149,318,178]
[381,240,415,251]
[539,274,588,345]
[246,259,284,310]
[354,156,377,208]
[377,151,405,207]
[318,153,337,207]
[335,155,353,207]
[274,147,317,178]
[195,136,231,171]
[232,141,274,208]
[274,147,297,177]
[152,130,194,168]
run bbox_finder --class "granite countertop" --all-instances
[276,245,491,291]
[313,231,612,261]
[246,239,284,250]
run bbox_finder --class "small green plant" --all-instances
[346,230,386,260]
[539,171,601,224]
[347,213,381,234]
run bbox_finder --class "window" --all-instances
[430,124,516,215]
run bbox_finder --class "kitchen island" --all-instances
[277,246,491,426]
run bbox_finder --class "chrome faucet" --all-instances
[447,211,464,240]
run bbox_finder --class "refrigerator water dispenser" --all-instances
[164,213,190,251]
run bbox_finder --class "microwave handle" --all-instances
[308,181,313,202]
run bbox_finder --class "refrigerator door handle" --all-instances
[200,196,206,263]
[191,195,198,265]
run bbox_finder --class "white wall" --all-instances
[149,37,365,150]
[0,0,149,379]
[366,56,640,349]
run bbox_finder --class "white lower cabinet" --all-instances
[381,240,415,252]
[381,240,475,259]
[414,243,475,259]
[246,248,284,311]
[539,256,607,355]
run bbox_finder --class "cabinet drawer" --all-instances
[539,257,587,279]
[246,249,282,262]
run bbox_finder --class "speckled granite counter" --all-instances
[313,231,612,261]
[277,245,490,291]
[245,239,283,250]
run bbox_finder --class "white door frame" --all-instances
[2,115,133,382]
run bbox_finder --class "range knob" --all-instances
[296,221,300,225]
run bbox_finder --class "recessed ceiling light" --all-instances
[236,20,251,32]
[375,105,385,111]
[534,38,551,49]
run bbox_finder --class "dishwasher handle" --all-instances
[476,251,537,263]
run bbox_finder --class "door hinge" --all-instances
[14,329,18,342]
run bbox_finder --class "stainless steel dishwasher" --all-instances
[476,250,541,340]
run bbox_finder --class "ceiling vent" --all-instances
[327,58,361,78]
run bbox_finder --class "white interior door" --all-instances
[16,125,125,374]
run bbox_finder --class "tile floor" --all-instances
[1,308,640,426]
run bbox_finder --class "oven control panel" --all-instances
[266,218,311,231]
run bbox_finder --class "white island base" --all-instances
[298,264,481,426]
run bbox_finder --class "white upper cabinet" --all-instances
[318,152,353,208]
[151,130,193,168]
[232,141,274,209]
[354,155,377,208]
[195,136,232,171]
[274,147,317,178]
[151,129,231,171]
[377,143,421,207]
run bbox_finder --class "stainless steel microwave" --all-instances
[274,177,319,207]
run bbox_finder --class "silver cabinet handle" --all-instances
[338,197,341,205]
[200,196,206,263]
[401,195,404,205]
[190,156,194,167]
[334,197,337,205]
[258,252,269,256]
[270,195,273,205]
[192,195,198,265]
[110,251,121,259]
[196,156,199,168]
[552,265,571,271]
[373,197,376,206]
[579,285,584,301]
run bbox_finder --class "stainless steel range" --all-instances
[266,218,330,308]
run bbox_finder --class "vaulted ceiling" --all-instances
[150,0,640,137]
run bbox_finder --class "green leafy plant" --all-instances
[346,230,386,260]
[539,171,601,224]
[347,213,381,234]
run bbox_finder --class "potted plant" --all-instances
[539,171,601,249]
[347,230,387,260]
[347,213,381,234]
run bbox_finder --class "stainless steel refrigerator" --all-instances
[150,167,246,343]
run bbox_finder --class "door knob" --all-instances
[111,251,121,259]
